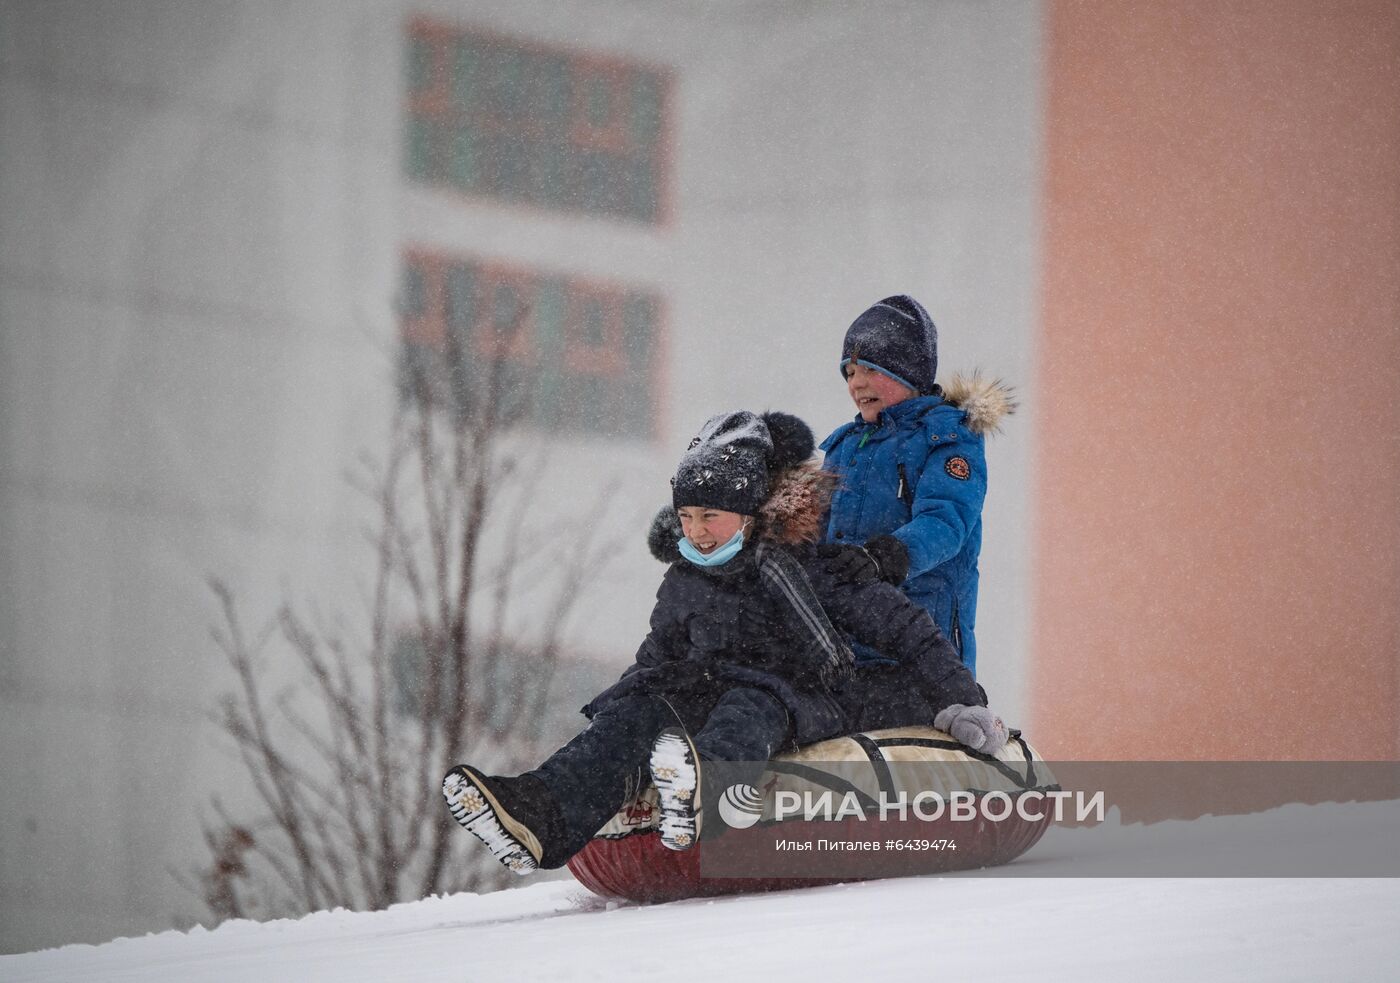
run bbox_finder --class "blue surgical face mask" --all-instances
[678,523,748,567]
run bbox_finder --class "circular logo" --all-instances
[716,783,764,829]
[945,456,971,481]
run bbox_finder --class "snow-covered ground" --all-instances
[6,803,1398,982]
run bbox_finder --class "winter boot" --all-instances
[650,727,703,851]
[441,766,569,874]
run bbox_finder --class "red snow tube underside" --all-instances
[567,727,1054,903]
[569,829,845,903]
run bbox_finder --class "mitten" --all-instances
[816,543,880,584]
[862,535,910,585]
[819,535,909,586]
[934,704,1009,755]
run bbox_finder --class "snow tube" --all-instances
[567,726,1054,903]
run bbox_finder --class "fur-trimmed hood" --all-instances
[941,372,1017,436]
[647,461,836,564]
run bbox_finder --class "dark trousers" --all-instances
[692,687,791,791]
[527,686,790,856]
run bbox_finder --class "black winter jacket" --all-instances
[586,471,984,745]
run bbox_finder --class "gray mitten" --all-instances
[934,704,1009,755]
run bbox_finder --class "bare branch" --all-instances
[197,343,613,918]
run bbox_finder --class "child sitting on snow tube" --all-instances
[442,410,1007,874]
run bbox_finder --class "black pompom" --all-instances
[646,504,683,563]
[761,411,814,472]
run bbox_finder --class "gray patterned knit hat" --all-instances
[671,410,813,515]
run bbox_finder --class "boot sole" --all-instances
[650,728,700,851]
[442,766,542,876]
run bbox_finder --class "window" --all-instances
[399,248,663,440]
[405,19,673,224]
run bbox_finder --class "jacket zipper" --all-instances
[896,462,914,507]
[950,597,963,659]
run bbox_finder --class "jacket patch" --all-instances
[945,456,971,481]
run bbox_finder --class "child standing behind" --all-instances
[820,295,1014,676]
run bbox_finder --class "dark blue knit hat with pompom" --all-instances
[671,410,813,515]
[839,295,938,395]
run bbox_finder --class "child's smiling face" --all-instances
[676,507,750,555]
[845,362,915,422]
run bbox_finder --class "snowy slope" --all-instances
[6,804,1398,983]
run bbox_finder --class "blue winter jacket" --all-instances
[820,377,1012,675]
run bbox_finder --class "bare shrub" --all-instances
[189,322,619,920]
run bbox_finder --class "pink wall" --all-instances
[1034,0,1400,759]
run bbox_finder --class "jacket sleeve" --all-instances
[811,567,984,707]
[627,571,687,673]
[890,429,987,579]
